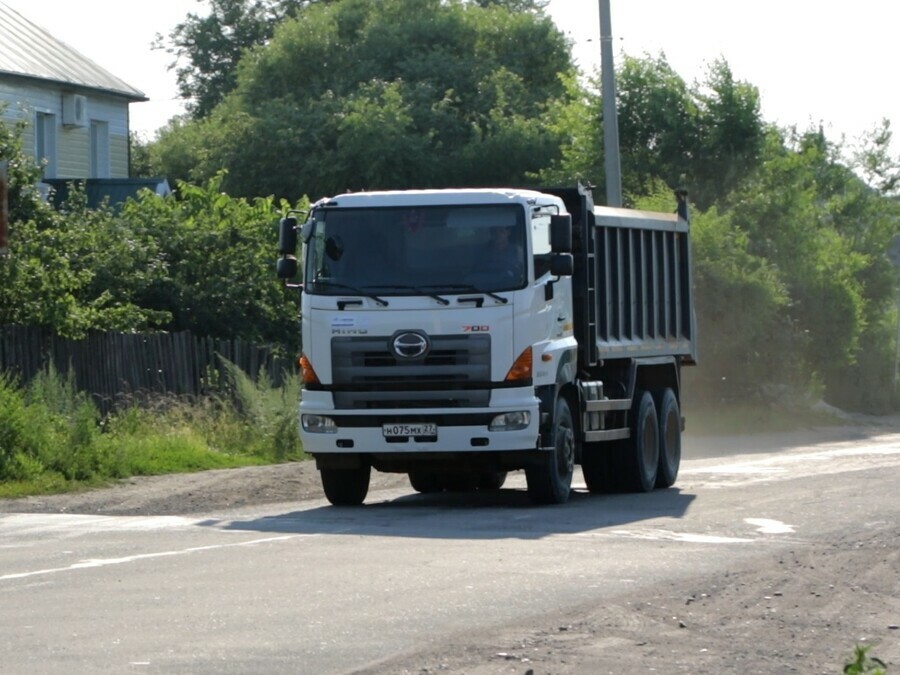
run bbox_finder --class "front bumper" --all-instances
[298,390,542,455]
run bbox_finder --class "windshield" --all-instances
[305,204,527,295]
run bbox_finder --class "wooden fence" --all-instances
[0,325,296,411]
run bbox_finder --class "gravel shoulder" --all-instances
[0,460,409,516]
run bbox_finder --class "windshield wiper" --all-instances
[371,285,450,305]
[436,284,509,304]
[313,280,389,306]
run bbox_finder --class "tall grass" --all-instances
[0,360,305,498]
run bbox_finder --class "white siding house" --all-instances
[0,1,147,180]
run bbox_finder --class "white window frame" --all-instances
[90,120,110,178]
[35,111,57,178]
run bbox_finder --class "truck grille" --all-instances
[331,334,491,409]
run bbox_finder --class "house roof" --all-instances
[0,2,147,101]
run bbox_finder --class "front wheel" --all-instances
[526,396,575,504]
[320,466,371,506]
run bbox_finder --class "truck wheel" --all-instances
[526,396,575,504]
[409,471,443,493]
[654,388,681,488]
[320,466,371,506]
[619,390,659,492]
[581,443,615,493]
[478,471,508,490]
[442,472,480,492]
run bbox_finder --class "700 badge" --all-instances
[462,325,490,332]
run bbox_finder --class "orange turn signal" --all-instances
[298,354,320,385]
[504,347,533,382]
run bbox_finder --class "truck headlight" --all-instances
[302,414,338,434]
[489,411,530,431]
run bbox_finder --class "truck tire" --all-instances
[618,390,659,492]
[654,388,681,488]
[442,472,479,492]
[478,471,508,490]
[581,443,615,493]
[526,396,575,504]
[320,466,371,506]
[409,471,443,493]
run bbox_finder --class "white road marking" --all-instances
[745,518,795,534]
[604,529,753,544]
[0,513,202,538]
[0,534,301,582]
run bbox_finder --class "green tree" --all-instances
[151,0,576,200]
[154,0,321,119]
[615,53,697,200]
[539,54,766,209]
[691,59,766,209]
[1,117,163,336]
[115,173,302,344]
[852,119,900,196]
[3,116,298,344]
[0,108,49,225]
[726,128,872,403]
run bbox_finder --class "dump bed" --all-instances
[545,185,697,369]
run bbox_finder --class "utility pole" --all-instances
[599,0,622,207]
[0,161,8,255]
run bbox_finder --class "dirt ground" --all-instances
[361,524,900,675]
[1,423,898,674]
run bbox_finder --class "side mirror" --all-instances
[277,256,298,279]
[550,253,573,277]
[550,214,572,253]
[279,217,298,255]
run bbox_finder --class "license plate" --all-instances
[382,423,437,437]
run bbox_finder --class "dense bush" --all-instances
[0,363,304,496]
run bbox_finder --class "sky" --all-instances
[4,0,898,154]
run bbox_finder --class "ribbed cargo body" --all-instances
[545,187,697,370]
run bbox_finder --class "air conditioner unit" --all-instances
[62,93,87,127]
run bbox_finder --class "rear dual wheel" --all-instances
[616,388,681,492]
[618,390,659,493]
[654,388,681,488]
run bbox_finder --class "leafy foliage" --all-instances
[113,173,303,344]
[153,0,323,119]
[150,0,576,200]
[541,54,766,211]
[2,116,300,343]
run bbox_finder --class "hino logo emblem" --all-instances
[392,332,429,359]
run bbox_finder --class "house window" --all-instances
[35,112,57,178]
[90,120,110,178]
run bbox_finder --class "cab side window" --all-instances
[532,213,552,278]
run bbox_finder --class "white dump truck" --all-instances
[277,183,696,505]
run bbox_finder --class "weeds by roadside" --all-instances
[0,360,305,499]
[844,645,887,674]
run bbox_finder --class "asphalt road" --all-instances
[1,426,898,674]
